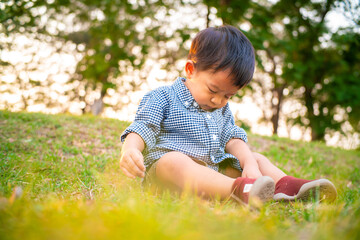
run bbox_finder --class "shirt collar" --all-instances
[173,77,198,110]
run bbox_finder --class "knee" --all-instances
[155,152,196,188]
[156,152,193,175]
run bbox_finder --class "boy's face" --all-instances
[184,60,239,112]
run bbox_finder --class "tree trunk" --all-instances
[91,97,104,115]
[271,85,285,135]
[91,86,107,116]
[304,86,325,141]
[206,4,210,28]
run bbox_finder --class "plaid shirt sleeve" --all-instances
[120,88,169,149]
[220,103,248,145]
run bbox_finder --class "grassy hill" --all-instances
[0,110,359,240]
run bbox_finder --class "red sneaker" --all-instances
[273,176,337,202]
[231,176,275,206]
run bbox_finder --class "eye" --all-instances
[225,94,234,99]
[208,88,217,93]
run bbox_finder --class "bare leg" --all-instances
[253,152,286,183]
[155,151,235,199]
[211,152,286,183]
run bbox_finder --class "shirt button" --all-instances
[193,102,198,107]
[184,101,189,106]
[207,114,211,119]
[211,156,215,161]
[212,134,217,140]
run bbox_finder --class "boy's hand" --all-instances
[120,148,146,179]
[242,164,262,179]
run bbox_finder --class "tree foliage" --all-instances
[1,0,191,114]
[1,0,359,144]
[205,0,360,142]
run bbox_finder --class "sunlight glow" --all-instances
[0,3,358,149]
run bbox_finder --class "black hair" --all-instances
[188,25,255,88]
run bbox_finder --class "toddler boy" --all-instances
[120,25,337,205]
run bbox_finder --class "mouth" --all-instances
[200,105,216,112]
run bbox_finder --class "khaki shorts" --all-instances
[144,157,242,191]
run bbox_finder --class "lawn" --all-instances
[0,110,359,240]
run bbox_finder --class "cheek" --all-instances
[218,97,230,108]
[221,100,229,107]
[196,87,211,103]
[198,93,209,103]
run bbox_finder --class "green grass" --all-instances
[0,110,359,240]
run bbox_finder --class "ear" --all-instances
[185,60,196,79]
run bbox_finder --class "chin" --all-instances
[201,105,217,112]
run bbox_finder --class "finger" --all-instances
[119,155,128,168]
[120,152,145,178]
[124,157,145,178]
[119,158,126,168]
[121,166,136,179]
[120,155,139,178]
[128,152,145,176]
[131,151,145,171]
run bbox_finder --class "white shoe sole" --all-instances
[273,179,337,202]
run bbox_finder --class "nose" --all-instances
[210,96,222,106]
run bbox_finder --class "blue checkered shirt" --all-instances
[121,77,247,172]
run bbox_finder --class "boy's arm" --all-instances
[120,88,169,179]
[225,138,262,179]
[120,133,146,179]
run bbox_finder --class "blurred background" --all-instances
[1,0,359,149]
